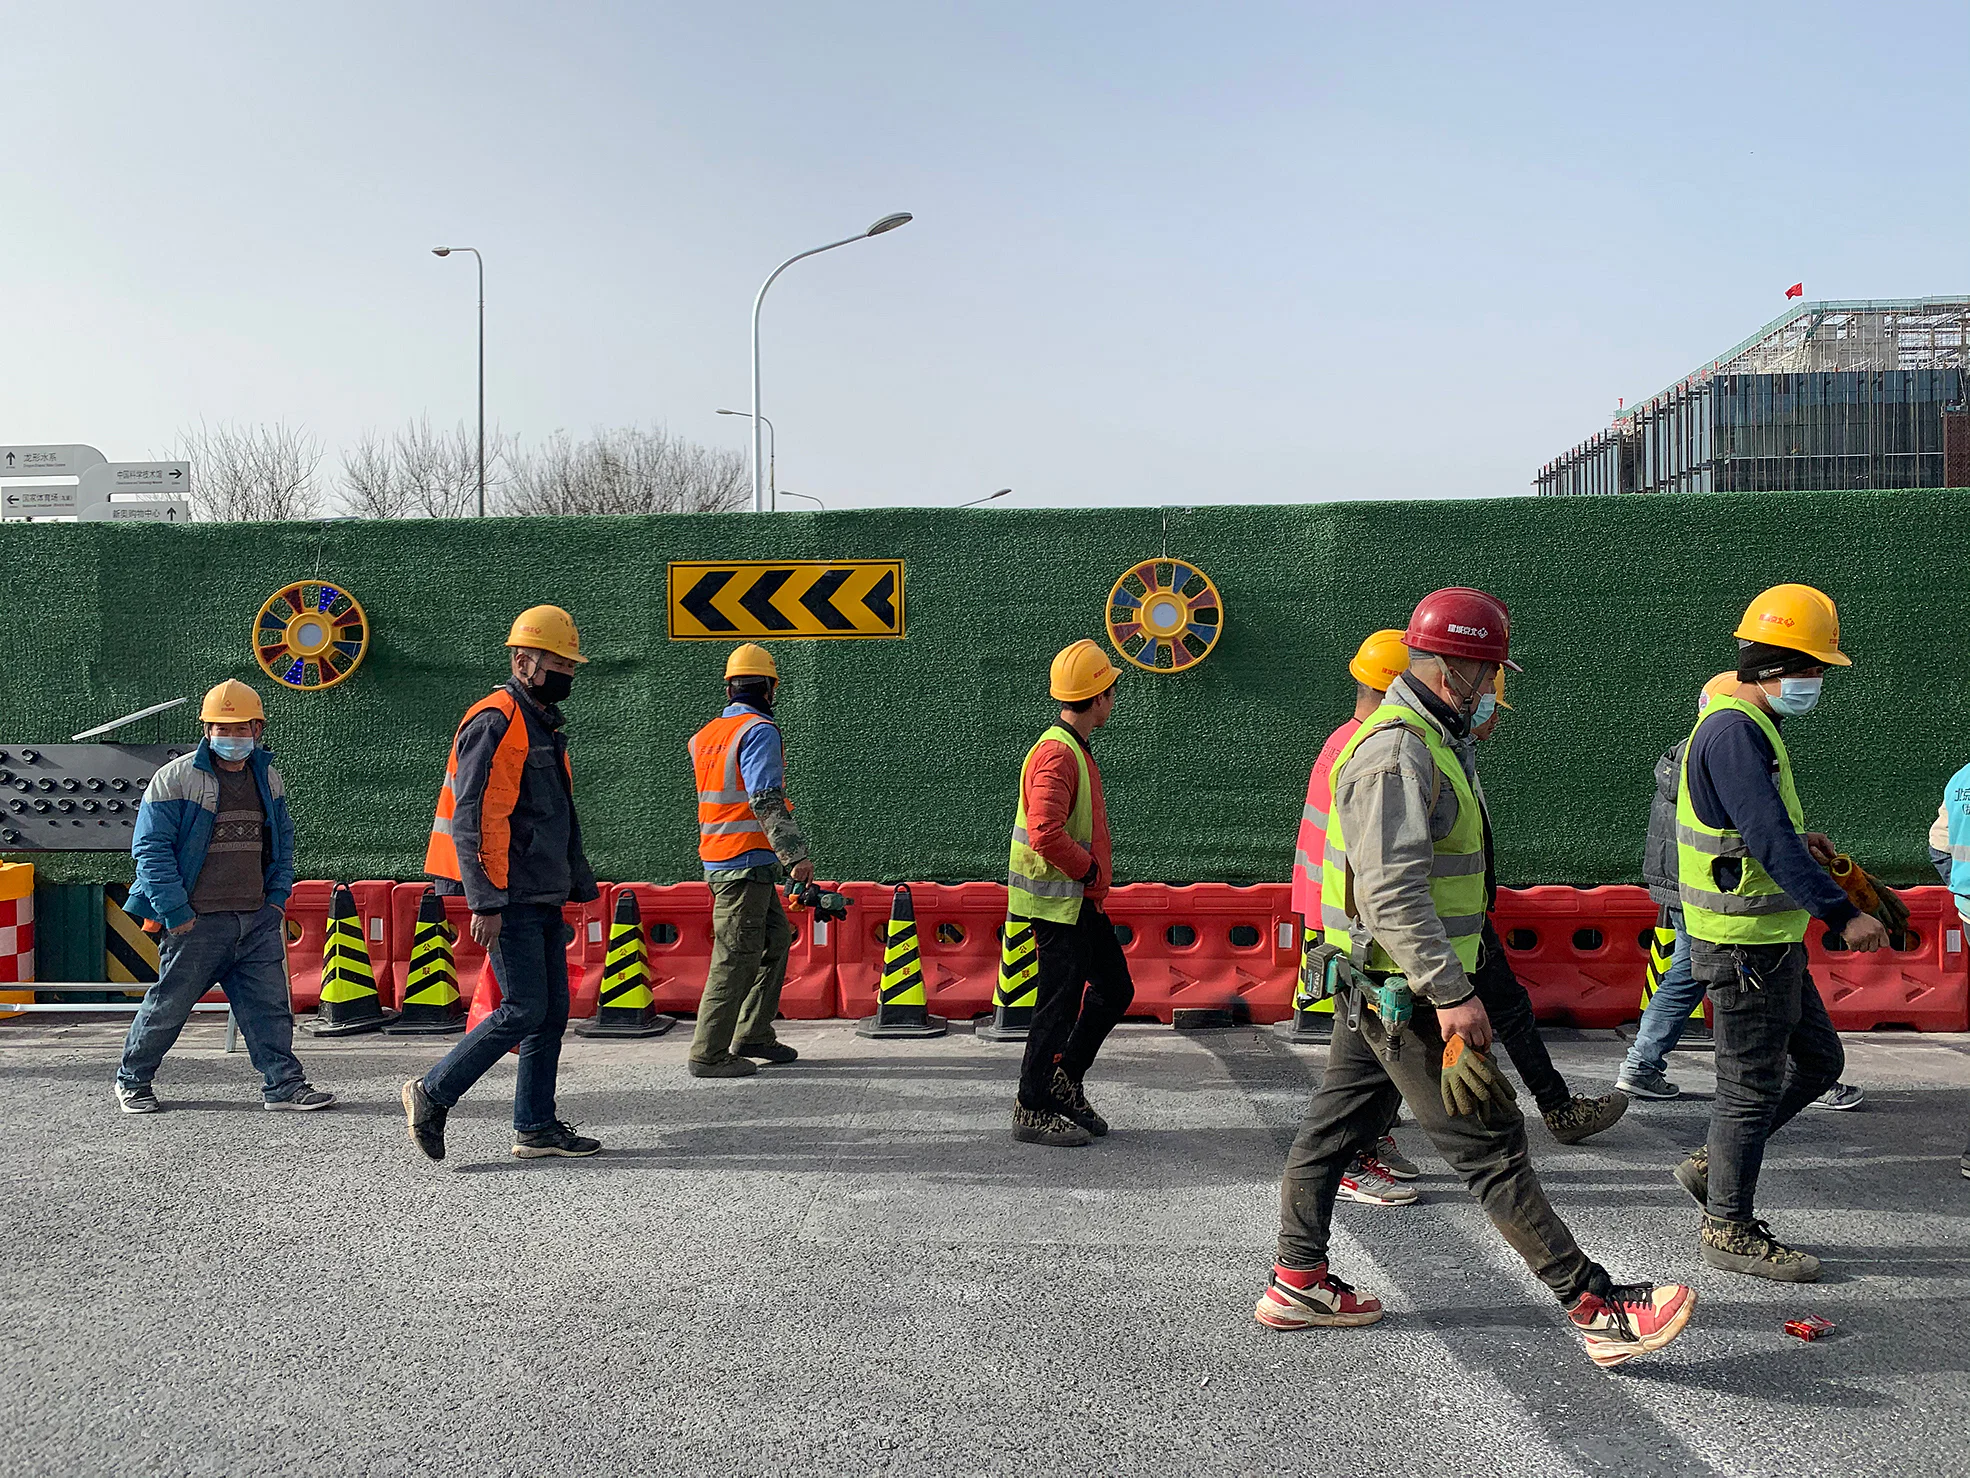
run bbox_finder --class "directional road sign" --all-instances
[0,444,107,478]
[667,560,905,640]
[77,462,190,500]
[78,499,190,524]
[3,487,80,518]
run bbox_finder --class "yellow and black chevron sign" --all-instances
[995,920,1038,1011]
[105,887,160,989]
[667,560,905,640]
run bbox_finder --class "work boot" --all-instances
[1543,1091,1629,1144]
[1372,1135,1419,1180]
[689,1055,759,1079]
[116,1082,161,1115]
[1052,1066,1108,1137]
[1700,1214,1821,1282]
[402,1079,447,1162]
[1566,1273,1697,1368]
[1615,1066,1681,1100]
[1337,1154,1418,1206]
[513,1120,602,1159]
[1012,1099,1092,1148]
[1673,1146,1708,1208]
[737,1040,800,1064]
[1254,1262,1384,1330]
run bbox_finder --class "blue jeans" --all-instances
[1620,908,1704,1080]
[117,905,307,1102]
[421,902,568,1133]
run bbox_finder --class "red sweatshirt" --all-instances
[1022,727,1112,902]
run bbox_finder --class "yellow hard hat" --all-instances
[1699,671,1737,711]
[1348,629,1410,692]
[506,605,589,663]
[724,643,779,681]
[200,679,265,723]
[1050,639,1120,702]
[1492,668,1513,711]
[1733,584,1850,667]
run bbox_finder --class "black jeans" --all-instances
[422,902,571,1133]
[1016,900,1136,1109]
[1472,919,1571,1115]
[1692,939,1843,1221]
[1275,991,1597,1302]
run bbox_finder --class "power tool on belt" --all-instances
[783,878,851,924]
[1299,936,1414,1054]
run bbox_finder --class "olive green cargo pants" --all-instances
[690,878,793,1065]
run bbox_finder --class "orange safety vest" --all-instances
[425,689,572,889]
[689,711,777,864]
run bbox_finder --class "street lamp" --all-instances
[958,487,1013,508]
[432,246,485,517]
[717,408,776,510]
[749,212,913,513]
[776,489,827,510]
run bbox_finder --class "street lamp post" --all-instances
[776,489,826,509]
[749,212,913,514]
[958,487,1013,508]
[717,408,776,510]
[432,246,485,517]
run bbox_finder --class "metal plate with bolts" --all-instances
[0,745,186,851]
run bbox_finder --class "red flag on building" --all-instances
[1785,282,1804,299]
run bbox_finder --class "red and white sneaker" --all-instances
[1566,1279,1697,1368]
[1255,1262,1385,1330]
[1337,1154,1419,1206]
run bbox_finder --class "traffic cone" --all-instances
[856,885,948,1039]
[1273,922,1335,1043]
[311,884,397,1036]
[1640,912,1708,1045]
[385,888,466,1034]
[578,890,676,1038]
[975,917,1037,1042]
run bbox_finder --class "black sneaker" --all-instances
[116,1082,161,1115]
[513,1120,602,1159]
[1052,1066,1109,1137]
[265,1085,336,1111]
[1700,1214,1821,1282]
[1012,1099,1092,1148]
[402,1079,447,1162]
[736,1040,799,1064]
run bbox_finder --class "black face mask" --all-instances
[525,668,574,705]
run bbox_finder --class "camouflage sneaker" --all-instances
[1052,1066,1108,1137]
[1700,1214,1822,1282]
[1012,1100,1092,1148]
[1543,1091,1629,1145]
[1673,1146,1708,1208]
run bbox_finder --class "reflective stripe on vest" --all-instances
[425,689,567,889]
[1317,706,1486,974]
[1008,725,1094,923]
[689,712,774,864]
[1674,696,1810,945]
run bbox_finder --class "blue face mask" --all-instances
[1767,677,1822,717]
[209,736,256,762]
[1471,693,1498,729]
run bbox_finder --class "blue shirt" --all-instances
[705,702,783,875]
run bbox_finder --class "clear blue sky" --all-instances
[4,2,1964,508]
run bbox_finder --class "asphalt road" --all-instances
[2,1016,1965,1478]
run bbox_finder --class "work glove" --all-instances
[1439,1032,1516,1119]
[1082,859,1101,888]
[1827,855,1911,932]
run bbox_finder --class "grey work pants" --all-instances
[690,878,792,1065]
[1276,992,1598,1303]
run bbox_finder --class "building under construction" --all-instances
[1535,297,1970,496]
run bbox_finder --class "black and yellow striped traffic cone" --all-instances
[974,917,1038,1042]
[578,889,676,1038]
[856,884,948,1039]
[104,883,160,996]
[1273,922,1335,1043]
[311,884,397,1036]
[384,888,466,1035]
[1639,908,1707,1045]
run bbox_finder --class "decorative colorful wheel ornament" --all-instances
[1106,559,1224,673]
[253,580,370,691]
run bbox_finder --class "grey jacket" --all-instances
[1329,673,1487,1006]
[1643,742,1684,907]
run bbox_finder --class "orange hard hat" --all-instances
[1699,671,1737,711]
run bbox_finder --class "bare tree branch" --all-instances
[158,421,322,521]
[500,425,748,516]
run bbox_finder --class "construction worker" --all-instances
[1938,762,1970,1179]
[1292,628,1421,1204]
[1468,672,1630,1144]
[686,644,809,1078]
[116,680,333,1113]
[1258,588,1695,1370]
[1007,640,1136,1147]
[1670,584,1887,1281]
[403,605,602,1162]
[1619,673,1735,1100]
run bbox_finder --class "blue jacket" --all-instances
[126,741,296,930]
[1944,760,1970,900]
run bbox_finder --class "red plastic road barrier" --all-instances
[1491,885,1657,1028]
[835,882,1006,1022]
[1808,886,1968,1031]
[389,885,486,1009]
[1101,883,1297,1024]
[284,881,394,1012]
[608,882,835,1022]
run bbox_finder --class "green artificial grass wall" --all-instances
[3,489,1961,891]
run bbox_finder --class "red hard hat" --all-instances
[1403,587,1521,671]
